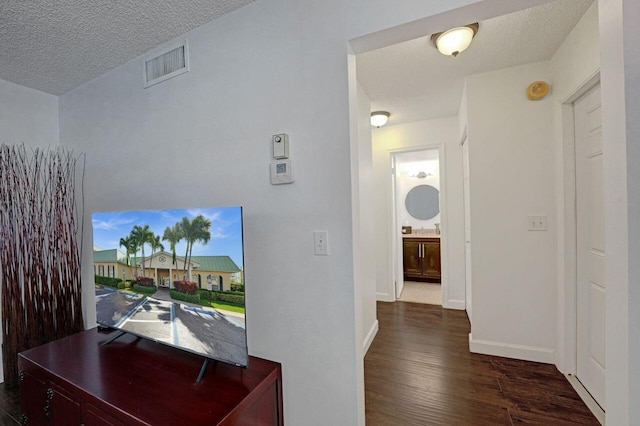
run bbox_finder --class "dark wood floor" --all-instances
[0,385,19,425]
[365,301,600,425]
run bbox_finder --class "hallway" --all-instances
[364,302,599,425]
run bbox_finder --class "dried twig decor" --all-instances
[0,144,84,387]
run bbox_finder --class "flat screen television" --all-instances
[92,206,247,368]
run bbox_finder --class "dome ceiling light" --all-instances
[431,23,479,57]
[371,111,390,128]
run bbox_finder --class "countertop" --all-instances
[402,233,440,239]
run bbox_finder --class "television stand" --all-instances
[196,358,218,383]
[18,328,283,425]
[100,329,126,346]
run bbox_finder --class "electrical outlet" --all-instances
[314,231,329,255]
[528,215,547,231]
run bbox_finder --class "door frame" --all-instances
[388,143,451,307]
[558,70,601,375]
[460,127,472,323]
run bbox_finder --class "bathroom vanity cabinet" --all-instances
[403,236,441,282]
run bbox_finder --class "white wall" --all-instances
[551,3,600,101]
[395,151,441,230]
[465,61,557,363]
[57,1,497,423]
[371,116,465,308]
[598,0,640,423]
[0,78,58,146]
[354,81,378,353]
[0,78,59,384]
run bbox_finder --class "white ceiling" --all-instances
[0,0,255,95]
[356,0,594,126]
[0,0,593,101]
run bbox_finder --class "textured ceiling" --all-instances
[0,0,255,95]
[356,0,594,125]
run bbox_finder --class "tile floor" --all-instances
[398,281,442,305]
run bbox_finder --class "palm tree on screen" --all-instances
[177,215,211,281]
[162,224,182,266]
[148,235,164,268]
[119,236,136,266]
[131,224,154,277]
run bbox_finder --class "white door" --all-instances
[391,155,404,299]
[462,136,472,323]
[575,83,605,409]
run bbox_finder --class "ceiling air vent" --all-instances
[143,40,189,88]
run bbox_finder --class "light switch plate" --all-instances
[314,231,329,255]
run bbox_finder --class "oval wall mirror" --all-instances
[405,185,440,220]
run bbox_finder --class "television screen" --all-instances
[92,206,247,367]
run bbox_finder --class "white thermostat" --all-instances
[273,133,289,159]
[270,159,294,184]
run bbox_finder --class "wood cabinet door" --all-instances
[20,371,47,425]
[49,383,81,425]
[403,241,422,276]
[19,373,81,425]
[422,241,441,279]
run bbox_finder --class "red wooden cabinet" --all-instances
[18,328,283,425]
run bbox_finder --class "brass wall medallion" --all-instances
[526,81,550,100]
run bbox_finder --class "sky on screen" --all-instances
[92,206,244,267]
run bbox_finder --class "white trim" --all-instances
[459,124,467,146]
[376,292,394,302]
[442,299,465,310]
[469,333,556,364]
[566,374,605,425]
[363,320,379,355]
[438,142,450,308]
[389,152,401,300]
[562,71,601,104]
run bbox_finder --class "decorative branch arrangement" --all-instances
[0,144,84,387]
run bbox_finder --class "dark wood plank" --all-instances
[0,385,20,425]
[365,301,600,425]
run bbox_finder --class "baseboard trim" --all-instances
[376,292,394,302]
[363,320,379,355]
[468,333,556,364]
[566,374,605,425]
[443,299,465,310]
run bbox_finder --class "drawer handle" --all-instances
[44,388,54,421]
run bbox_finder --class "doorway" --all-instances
[391,148,444,306]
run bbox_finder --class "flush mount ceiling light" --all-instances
[431,23,479,57]
[371,111,390,128]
